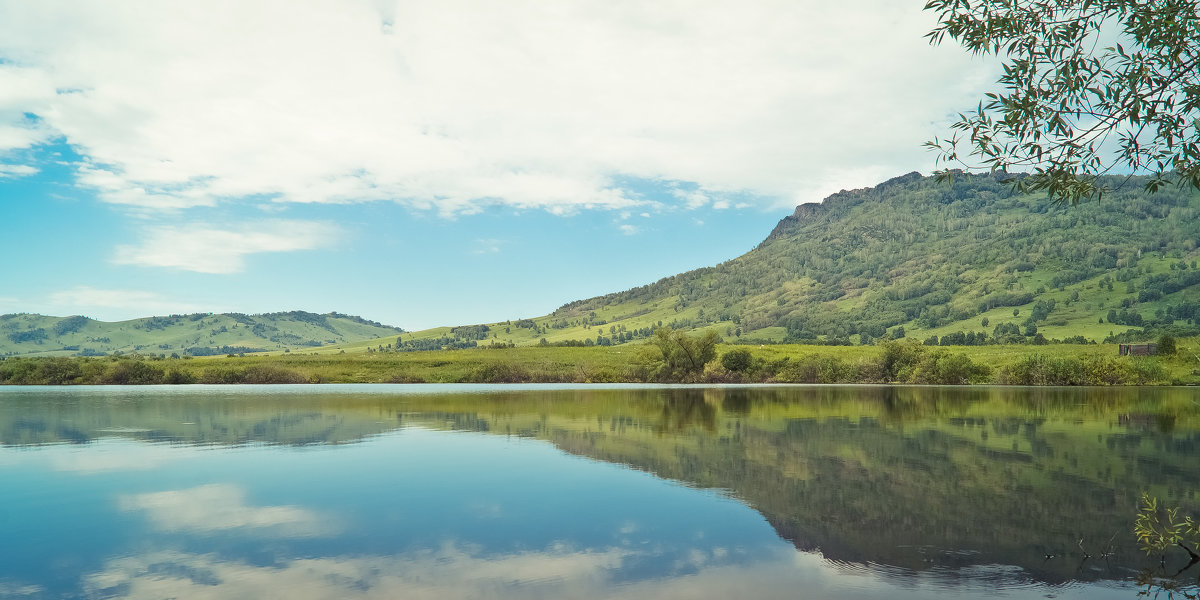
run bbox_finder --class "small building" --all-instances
[1119,343,1157,356]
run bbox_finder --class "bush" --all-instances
[1157,334,1177,356]
[470,362,534,383]
[200,367,245,384]
[909,351,991,384]
[1127,358,1169,385]
[877,339,926,382]
[720,349,753,372]
[1000,355,1085,385]
[775,355,857,383]
[101,361,164,385]
[241,366,306,384]
[163,369,197,384]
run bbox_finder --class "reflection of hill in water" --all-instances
[0,387,404,447]
[395,386,1200,585]
[2,385,1198,585]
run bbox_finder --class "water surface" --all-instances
[1,384,1198,599]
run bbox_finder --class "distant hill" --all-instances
[0,311,403,357]
[388,172,1200,350]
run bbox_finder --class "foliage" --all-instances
[925,0,1200,203]
[0,338,1194,385]
[1160,334,1179,356]
[52,315,91,336]
[999,353,1170,385]
[1136,493,1200,560]
[878,339,928,382]
[775,355,861,383]
[909,350,992,384]
[641,327,719,381]
[720,348,753,372]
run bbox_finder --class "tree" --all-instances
[925,0,1200,203]
[642,327,719,381]
[1158,333,1178,355]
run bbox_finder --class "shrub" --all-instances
[101,361,164,385]
[720,349,753,372]
[241,365,306,384]
[775,355,857,383]
[877,339,926,382]
[470,362,533,383]
[1000,355,1085,385]
[909,351,991,384]
[200,367,245,384]
[163,369,197,385]
[1157,334,1177,356]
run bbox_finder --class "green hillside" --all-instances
[0,311,402,357]
[385,172,1200,350]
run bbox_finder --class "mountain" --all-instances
[0,311,403,357]
[394,172,1200,349]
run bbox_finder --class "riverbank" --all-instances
[1,340,1197,385]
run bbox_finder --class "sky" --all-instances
[0,0,995,330]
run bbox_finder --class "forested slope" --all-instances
[547,172,1200,346]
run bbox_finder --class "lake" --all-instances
[1,384,1197,599]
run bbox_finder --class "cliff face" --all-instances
[761,171,924,244]
[763,202,823,242]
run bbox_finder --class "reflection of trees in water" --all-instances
[654,390,716,434]
[4,385,1199,588]
[483,386,1200,585]
[0,392,406,447]
[721,390,751,415]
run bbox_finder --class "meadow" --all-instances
[1,337,1196,386]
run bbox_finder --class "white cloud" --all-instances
[0,1,994,214]
[0,64,55,155]
[112,220,339,273]
[46,286,204,318]
[0,164,37,177]
[618,224,639,236]
[673,188,711,210]
[119,484,336,536]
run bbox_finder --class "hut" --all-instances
[1118,343,1157,356]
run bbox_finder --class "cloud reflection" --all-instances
[79,544,1135,600]
[0,582,43,598]
[119,484,335,536]
[84,545,630,600]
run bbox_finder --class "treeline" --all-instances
[0,355,309,385]
[0,334,1185,386]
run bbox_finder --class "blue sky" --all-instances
[0,1,992,330]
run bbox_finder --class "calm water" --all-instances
[1,384,1198,599]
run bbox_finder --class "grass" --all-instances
[4,338,1199,385]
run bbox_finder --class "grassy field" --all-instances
[3,338,1198,386]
